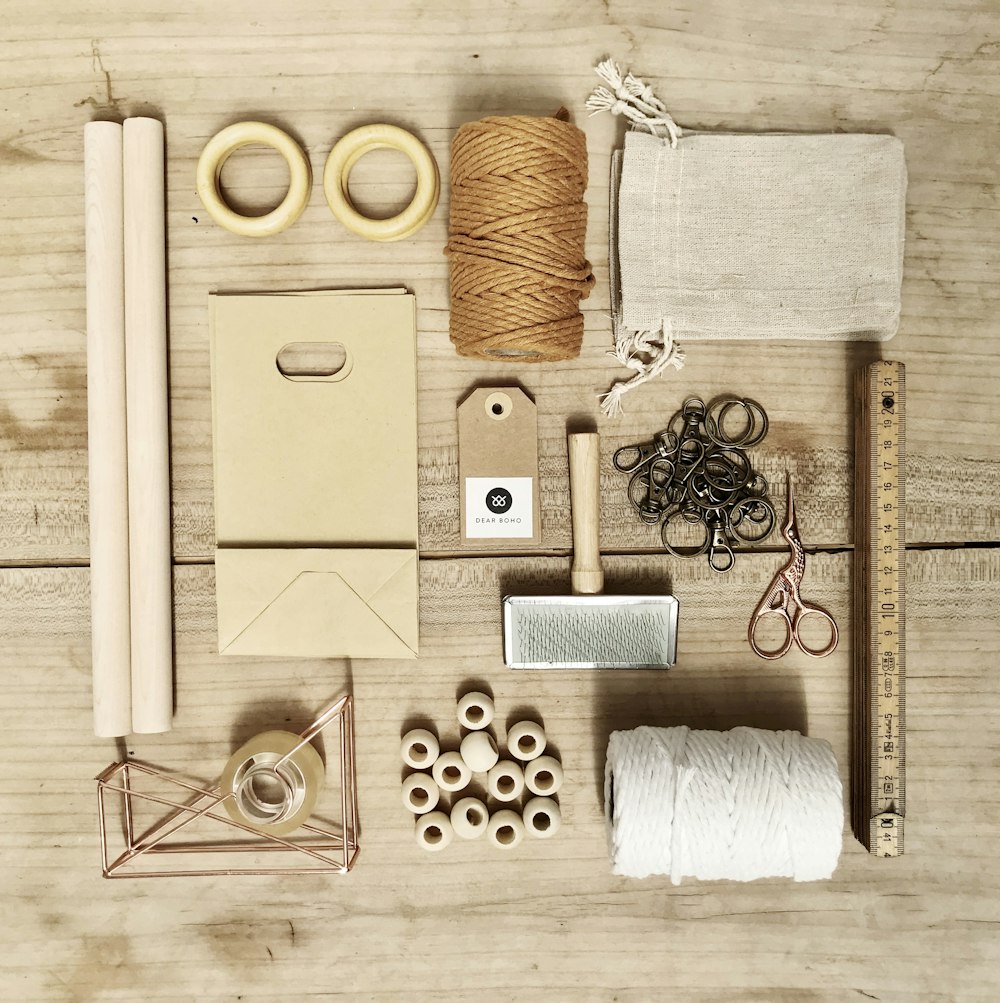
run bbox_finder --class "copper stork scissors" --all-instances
[748,476,839,659]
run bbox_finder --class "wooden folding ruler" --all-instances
[853,360,906,856]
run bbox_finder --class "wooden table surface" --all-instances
[3,2,998,1000]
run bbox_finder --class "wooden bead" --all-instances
[524,755,563,796]
[457,691,494,730]
[487,809,525,850]
[414,811,454,852]
[451,797,489,840]
[432,751,472,793]
[506,720,546,761]
[487,760,525,802]
[400,728,439,769]
[523,796,561,839]
[460,730,499,773]
[401,772,439,815]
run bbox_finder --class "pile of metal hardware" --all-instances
[613,397,775,573]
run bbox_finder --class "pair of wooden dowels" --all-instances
[84,118,173,737]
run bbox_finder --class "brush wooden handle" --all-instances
[568,432,604,595]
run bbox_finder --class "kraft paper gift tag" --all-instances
[210,289,419,658]
[589,59,907,416]
[457,387,540,547]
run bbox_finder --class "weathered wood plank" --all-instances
[1,548,997,999]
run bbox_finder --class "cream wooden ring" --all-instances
[196,121,311,237]
[323,123,439,241]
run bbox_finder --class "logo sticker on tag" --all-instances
[465,477,533,538]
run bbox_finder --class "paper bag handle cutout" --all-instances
[276,342,352,383]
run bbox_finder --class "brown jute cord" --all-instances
[445,114,595,362]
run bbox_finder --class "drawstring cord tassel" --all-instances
[599,319,685,419]
[589,57,686,415]
[586,58,681,148]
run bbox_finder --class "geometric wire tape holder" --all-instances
[853,361,906,856]
[96,696,358,877]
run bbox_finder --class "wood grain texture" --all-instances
[0,1,998,558]
[1,1,998,1000]
[1,551,998,1000]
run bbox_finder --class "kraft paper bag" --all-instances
[210,290,419,658]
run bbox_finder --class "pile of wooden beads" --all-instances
[400,690,563,852]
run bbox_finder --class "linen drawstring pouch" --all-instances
[588,59,908,416]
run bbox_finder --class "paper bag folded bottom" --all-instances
[215,548,419,658]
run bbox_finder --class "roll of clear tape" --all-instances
[219,730,325,837]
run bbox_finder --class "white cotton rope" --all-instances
[605,726,843,884]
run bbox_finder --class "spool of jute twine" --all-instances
[446,113,595,362]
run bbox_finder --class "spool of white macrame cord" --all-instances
[605,725,843,884]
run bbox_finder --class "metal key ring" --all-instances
[702,449,752,492]
[715,398,769,448]
[661,505,710,558]
[729,497,776,543]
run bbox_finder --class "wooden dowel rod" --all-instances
[84,121,132,738]
[123,117,173,734]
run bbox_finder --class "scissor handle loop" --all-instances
[792,605,840,658]
[748,606,793,659]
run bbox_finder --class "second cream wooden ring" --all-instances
[323,124,439,241]
[196,121,312,237]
